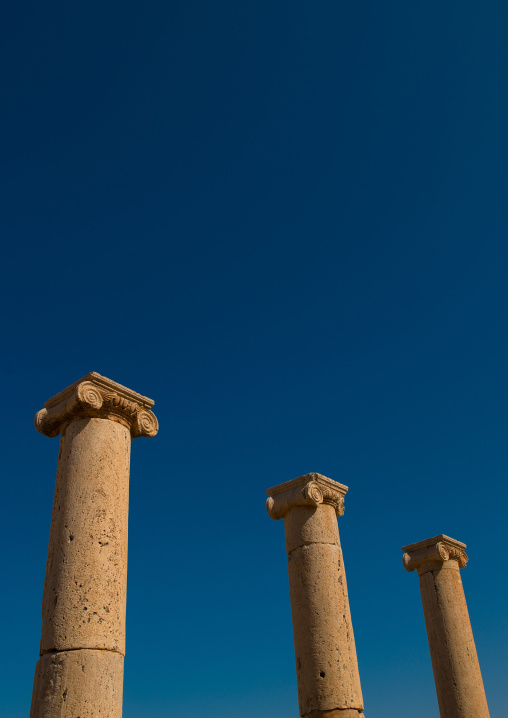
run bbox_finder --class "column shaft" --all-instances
[403,535,490,718]
[30,372,158,718]
[419,564,489,718]
[40,418,130,654]
[286,506,364,716]
[267,473,365,718]
[30,650,124,718]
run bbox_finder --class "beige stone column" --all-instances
[266,473,365,718]
[29,372,158,718]
[402,535,490,718]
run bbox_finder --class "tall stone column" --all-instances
[266,473,365,718]
[402,534,490,718]
[30,372,158,718]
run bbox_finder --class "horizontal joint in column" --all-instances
[305,709,365,718]
[40,646,125,657]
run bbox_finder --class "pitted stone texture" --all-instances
[419,564,490,718]
[40,418,130,654]
[267,474,364,718]
[287,516,364,715]
[30,649,123,718]
[403,536,490,718]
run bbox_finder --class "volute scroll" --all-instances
[35,372,158,439]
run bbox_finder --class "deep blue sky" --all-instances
[2,2,507,716]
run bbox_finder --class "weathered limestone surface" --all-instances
[403,535,490,718]
[41,417,130,654]
[30,650,124,718]
[267,473,365,718]
[30,372,158,718]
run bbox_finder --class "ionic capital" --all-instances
[35,372,158,439]
[266,472,348,521]
[402,534,468,575]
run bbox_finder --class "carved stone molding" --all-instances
[35,372,158,439]
[266,472,348,521]
[402,534,468,574]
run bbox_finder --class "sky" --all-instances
[2,1,508,716]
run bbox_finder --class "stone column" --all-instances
[402,535,490,718]
[266,473,365,718]
[30,372,158,718]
